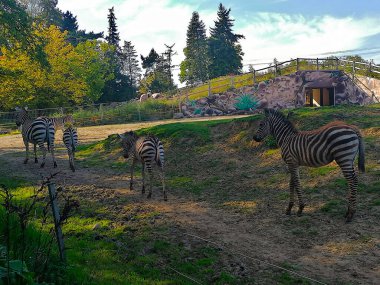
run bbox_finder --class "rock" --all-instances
[151,93,160,99]
[173,112,184,119]
[139,93,148,102]
[198,98,207,105]
[92,223,100,230]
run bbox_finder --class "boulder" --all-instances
[151,93,161,99]
[173,112,184,119]
[139,93,149,102]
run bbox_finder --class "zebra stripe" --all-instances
[15,107,57,168]
[45,115,74,131]
[119,131,166,201]
[63,127,78,172]
[253,108,365,222]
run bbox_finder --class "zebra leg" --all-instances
[160,167,167,201]
[290,166,305,216]
[39,143,47,168]
[130,158,136,190]
[50,143,57,168]
[146,164,153,199]
[339,164,358,222]
[141,162,145,194]
[286,171,295,215]
[34,143,38,163]
[23,141,29,164]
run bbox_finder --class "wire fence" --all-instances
[1,57,378,132]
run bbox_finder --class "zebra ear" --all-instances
[24,106,28,111]
[15,107,20,111]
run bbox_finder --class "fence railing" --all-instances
[176,57,380,103]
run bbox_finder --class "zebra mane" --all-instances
[266,108,298,133]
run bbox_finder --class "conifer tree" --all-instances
[208,3,244,78]
[179,11,209,85]
[121,40,142,88]
[106,6,120,48]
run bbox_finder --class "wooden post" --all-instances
[296,58,299,71]
[137,102,141,121]
[316,58,319,70]
[253,69,256,84]
[335,58,339,70]
[352,61,355,79]
[48,182,65,262]
[99,103,104,121]
[230,75,234,88]
[208,80,211,96]
[274,64,277,77]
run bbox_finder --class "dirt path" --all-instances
[1,118,379,284]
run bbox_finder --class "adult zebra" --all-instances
[15,107,57,168]
[63,126,78,172]
[47,115,74,131]
[253,108,365,222]
[118,131,167,201]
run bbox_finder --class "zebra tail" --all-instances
[46,123,51,152]
[358,134,365,173]
[71,133,76,152]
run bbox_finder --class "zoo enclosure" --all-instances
[1,57,379,131]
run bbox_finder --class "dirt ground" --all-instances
[0,117,379,285]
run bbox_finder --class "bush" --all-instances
[234,94,258,111]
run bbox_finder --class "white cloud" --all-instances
[58,1,380,84]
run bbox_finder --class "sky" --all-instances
[57,0,380,84]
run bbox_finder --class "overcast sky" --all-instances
[57,0,380,83]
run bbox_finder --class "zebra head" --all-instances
[14,107,29,127]
[253,108,272,142]
[118,131,138,159]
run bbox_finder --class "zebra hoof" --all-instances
[70,164,75,172]
[147,193,152,199]
[164,196,168,201]
[345,209,355,223]
[53,162,57,168]
[297,204,305,217]
[285,208,292,215]
[34,158,38,163]
[23,159,28,164]
[40,162,45,168]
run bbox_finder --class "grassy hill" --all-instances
[1,104,379,284]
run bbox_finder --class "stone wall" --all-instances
[181,70,375,118]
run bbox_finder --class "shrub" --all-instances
[234,94,258,111]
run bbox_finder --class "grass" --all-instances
[2,103,380,284]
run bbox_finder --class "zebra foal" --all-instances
[253,108,365,222]
[47,115,74,131]
[63,126,78,172]
[118,131,167,201]
[15,107,57,168]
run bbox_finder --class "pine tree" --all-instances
[208,3,245,78]
[61,11,78,33]
[121,40,142,88]
[179,11,209,85]
[106,7,120,47]
[141,48,159,75]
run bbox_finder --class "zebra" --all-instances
[253,108,365,222]
[118,131,167,201]
[15,107,57,168]
[46,115,74,131]
[63,126,78,172]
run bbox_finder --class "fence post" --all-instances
[208,80,211,96]
[230,75,235,89]
[352,61,355,79]
[316,58,319,70]
[274,64,277,77]
[253,69,256,84]
[99,103,104,121]
[47,182,65,262]
[137,102,141,121]
[296,58,299,71]
[335,58,339,70]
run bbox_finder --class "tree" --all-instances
[18,0,62,26]
[121,40,141,88]
[163,43,176,89]
[179,11,209,85]
[0,25,113,109]
[105,6,120,48]
[208,3,245,78]
[141,48,159,75]
[60,10,103,46]
[0,0,47,65]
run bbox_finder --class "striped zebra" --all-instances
[63,127,78,172]
[15,107,57,168]
[118,131,167,201]
[253,108,365,222]
[46,115,74,131]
